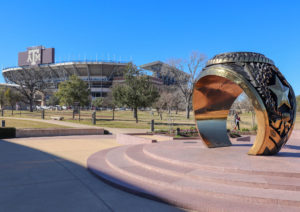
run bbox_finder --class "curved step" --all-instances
[125,144,300,191]
[87,140,300,211]
[103,145,300,207]
[143,142,300,178]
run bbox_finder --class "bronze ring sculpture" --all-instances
[193,52,296,155]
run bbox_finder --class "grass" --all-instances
[1,109,299,130]
[226,112,257,131]
[0,118,71,129]
[2,109,195,130]
[65,114,195,130]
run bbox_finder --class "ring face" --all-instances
[193,52,297,155]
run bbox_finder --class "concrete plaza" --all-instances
[0,135,182,212]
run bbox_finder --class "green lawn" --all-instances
[227,112,257,131]
[0,118,71,129]
[1,109,299,130]
[65,110,195,130]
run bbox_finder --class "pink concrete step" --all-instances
[88,146,300,211]
[103,145,300,207]
[143,141,300,178]
[105,146,179,185]
[125,144,300,191]
[87,132,300,211]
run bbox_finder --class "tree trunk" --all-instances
[11,106,13,115]
[29,100,33,112]
[156,109,160,116]
[112,108,115,120]
[175,107,178,115]
[186,104,190,119]
[134,107,138,123]
[160,113,162,120]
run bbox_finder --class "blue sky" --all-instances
[0,0,299,95]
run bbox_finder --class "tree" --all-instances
[153,92,168,120]
[170,89,185,114]
[55,75,90,107]
[112,63,160,123]
[166,51,206,119]
[47,95,60,106]
[0,88,6,109]
[153,88,178,120]
[92,97,103,110]
[103,91,118,120]
[4,88,20,115]
[4,68,53,112]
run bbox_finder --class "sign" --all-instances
[27,47,41,65]
[18,46,55,66]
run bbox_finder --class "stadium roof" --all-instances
[0,83,19,87]
[2,61,129,80]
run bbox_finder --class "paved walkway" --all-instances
[0,135,182,212]
[4,117,149,134]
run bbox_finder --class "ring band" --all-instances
[193,52,297,155]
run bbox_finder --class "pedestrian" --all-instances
[234,112,241,130]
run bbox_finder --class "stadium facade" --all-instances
[2,46,177,105]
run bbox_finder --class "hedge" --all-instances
[0,127,16,139]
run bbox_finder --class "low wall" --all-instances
[16,128,105,138]
[116,133,173,145]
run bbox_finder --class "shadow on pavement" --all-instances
[0,139,183,212]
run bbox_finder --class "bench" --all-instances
[51,116,64,120]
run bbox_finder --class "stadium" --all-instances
[2,46,177,105]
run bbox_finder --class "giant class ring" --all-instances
[193,52,297,155]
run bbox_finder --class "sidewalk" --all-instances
[0,135,181,212]
[4,117,149,134]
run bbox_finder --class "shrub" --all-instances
[252,125,258,131]
[154,129,168,134]
[190,126,197,131]
[0,127,16,139]
[241,128,249,132]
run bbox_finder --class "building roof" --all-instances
[140,60,182,73]
[0,83,19,88]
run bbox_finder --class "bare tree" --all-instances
[153,91,171,120]
[166,51,206,119]
[103,91,118,120]
[168,89,184,114]
[3,68,53,112]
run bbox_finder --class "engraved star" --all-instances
[268,76,291,109]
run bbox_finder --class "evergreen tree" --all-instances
[112,63,160,123]
[92,97,103,110]
[4,88,21,115]
[55,75,90,107]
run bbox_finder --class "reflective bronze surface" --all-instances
[193,52,297,155]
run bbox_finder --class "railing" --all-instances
[0,109,114,122]
[2,59,129,70]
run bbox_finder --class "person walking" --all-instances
[234,112,241,130]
